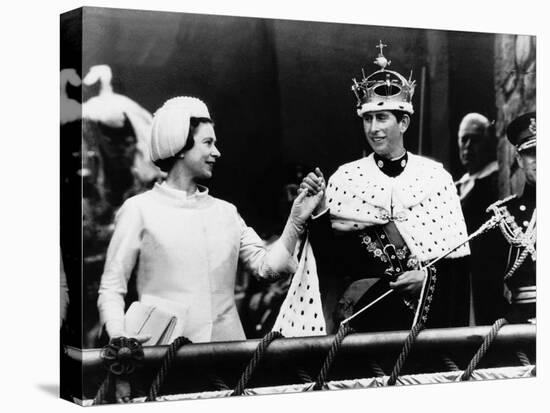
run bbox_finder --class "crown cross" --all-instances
[376,40,387,56]
[374,41,391,70]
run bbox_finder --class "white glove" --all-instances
[299,167,327,216]
[279,170,325,254]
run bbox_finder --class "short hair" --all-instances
[362,110,409,123]
[458,113,492,137]
[390,110,411,123]
[458,113,496,146]
[458,113,497,161]
[389,110,408,123]
[153,117,213,173]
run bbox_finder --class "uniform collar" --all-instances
[456,160,498,200]
[457,160,498,185]
[373,151,408,177]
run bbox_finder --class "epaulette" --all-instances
[486,195,536,280]
[486,195,523,241]
[486,194,518,215]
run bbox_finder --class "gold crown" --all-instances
[351,41,416,116]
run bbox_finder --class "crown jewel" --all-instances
[352,41,416,116]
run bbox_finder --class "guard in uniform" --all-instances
[487,112,536,323]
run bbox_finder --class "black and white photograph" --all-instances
[3,0,548,412]
[59,2,539,405]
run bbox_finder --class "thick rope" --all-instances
[92,373,112,405]
[515,350,531,367]
[146,336,192,401]
[441,354,460,371]
[231,331,283,396]
[387,322,425,386]
[313,324,355,390]
[460,318,508,381]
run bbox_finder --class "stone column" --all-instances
[494,34,536,197]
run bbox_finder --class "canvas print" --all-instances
[60,6,536,406]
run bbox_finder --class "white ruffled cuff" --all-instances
[260,237,299,280]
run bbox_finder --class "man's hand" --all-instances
[389,269,426,298]
[298,167,326,216]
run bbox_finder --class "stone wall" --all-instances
[494,34,536,197]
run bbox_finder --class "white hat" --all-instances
[150,96,211,161]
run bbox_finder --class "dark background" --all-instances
[62,7,496,236]
[61,7,506,350]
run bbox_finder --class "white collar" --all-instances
[156,181,209,201]
[457,160,498,185]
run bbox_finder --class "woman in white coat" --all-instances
[97,96,323,344]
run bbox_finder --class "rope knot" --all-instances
[101,337,144,376]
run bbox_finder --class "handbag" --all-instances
[124,301,177,345]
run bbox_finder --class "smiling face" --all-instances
[362,110,409,159]
[180,122,220,180]
[458,118,494,174]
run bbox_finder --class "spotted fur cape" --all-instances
[273,153,470,337]
[325,152,470,262]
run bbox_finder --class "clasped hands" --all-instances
[289,167,326,228]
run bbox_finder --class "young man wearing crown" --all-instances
[486,112,536,324]
[297,43,471,334]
